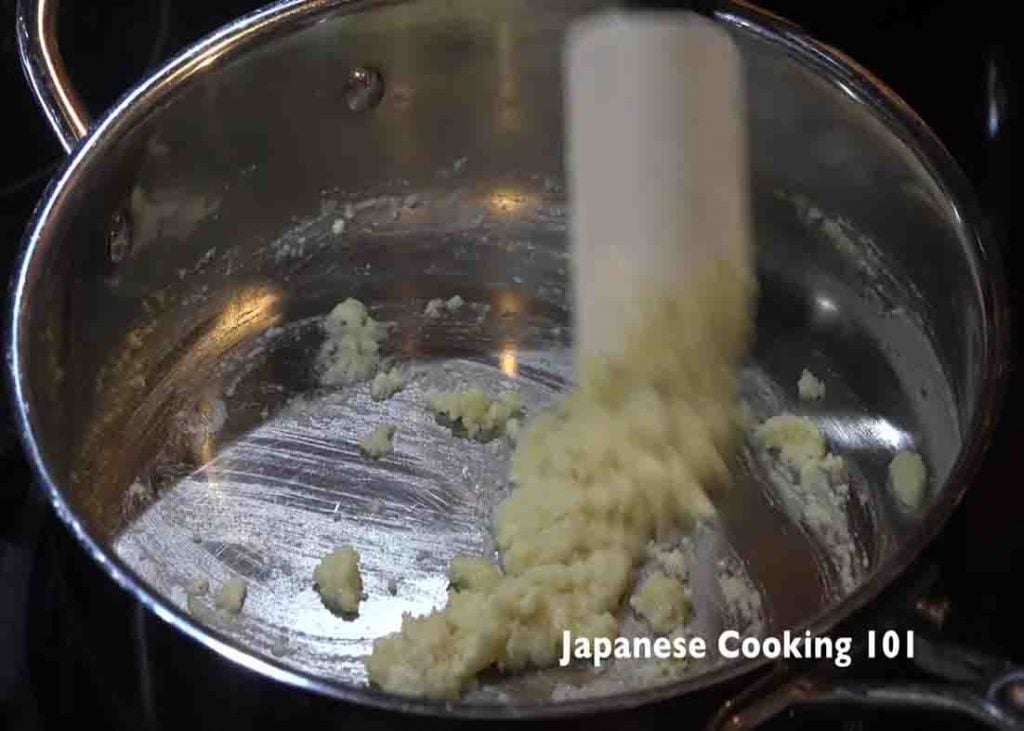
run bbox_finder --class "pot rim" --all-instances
[5,0,1011,718]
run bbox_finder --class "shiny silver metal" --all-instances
[16,0,90,150]
[709,638,1024,730]
[713,678,1024,730]
[8,0,1009,719]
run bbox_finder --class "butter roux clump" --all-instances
[630,572,691,634]
[365,260,754,698]
[317,298,388,386]
[889,450,926,510]
[314,546,363,615]
[427,388,522,442]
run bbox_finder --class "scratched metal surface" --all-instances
[115,343,556,686]
[105,181,958,701]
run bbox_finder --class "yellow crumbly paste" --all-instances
[314,546,363,615]
[365,259,754,698]
[630,572,691,634]
[427,388,523,442]
[889,450,926,510]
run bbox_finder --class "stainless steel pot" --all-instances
[9,0,1010,721]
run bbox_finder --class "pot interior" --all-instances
[14,0,990,711]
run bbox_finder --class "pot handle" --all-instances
[707,639,1024,730]
[16,0,91,152]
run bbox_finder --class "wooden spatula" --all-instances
[565,11,752,364]
[565,12,828,630]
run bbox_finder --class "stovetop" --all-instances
[1,2,1020,729]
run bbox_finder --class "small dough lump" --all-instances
[313,546,363,615]
[889,450,926,510]
[755,413,845,490]
[215,576,248,614]
[630,572,690,634]
[370,366,407,401]
[446,295,465,312]
[797,369,825,401]
[423,299,445,319]
[317,298,388,386]
[424,295,465,319]
[427,388,522,442]
[359,424,396,459]
[756,414,826,472]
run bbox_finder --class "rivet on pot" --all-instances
[107,207,132,264]
[343,66,385,112]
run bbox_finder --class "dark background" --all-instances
[0,1,1019,729]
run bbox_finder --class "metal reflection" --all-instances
[494,21,522,134]
[495,289,521,316]
[487,188,535,215]
[499,342,518,378]
[209,286,283,347]
[813,293,839,321]
[819,415,912,451]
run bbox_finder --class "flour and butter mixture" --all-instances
[364,259,755,697]
[158,234,888,698]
